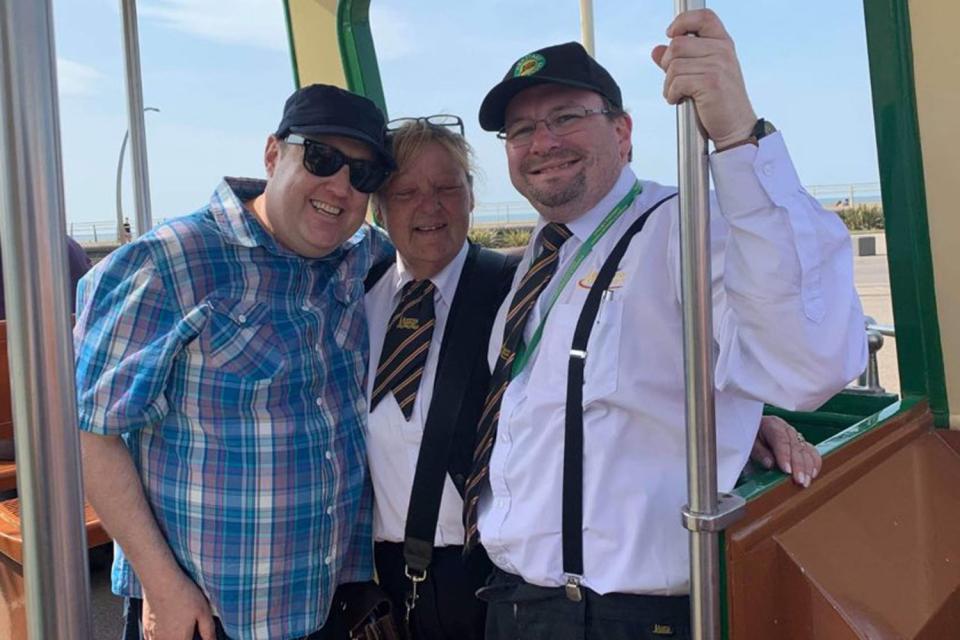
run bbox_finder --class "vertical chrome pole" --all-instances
[120,0,153,238]
[674,1,720,639]
[579,0,596,56]
[0,0,94,637]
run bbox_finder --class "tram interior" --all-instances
[2,1,960,639]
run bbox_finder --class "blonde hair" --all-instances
[372,120,474,218]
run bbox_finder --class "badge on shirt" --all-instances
[652,623,675,636]
[578,270,627,290]
[397,317,419,330]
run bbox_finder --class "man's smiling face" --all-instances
[504,84,631,223]
[260,134,373,258]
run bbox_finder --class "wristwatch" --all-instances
[715,118,776,153]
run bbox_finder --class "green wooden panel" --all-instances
[337,0,388,116]
[862,0,948,425]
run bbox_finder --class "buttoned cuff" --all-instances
[709,132,803,217]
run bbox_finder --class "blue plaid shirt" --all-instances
[75,177,392,640]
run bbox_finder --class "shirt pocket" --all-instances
[539,297,624,403]
[201,298,286,383]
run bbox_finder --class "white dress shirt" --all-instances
[478,133,867,595]
[365,241,470,546]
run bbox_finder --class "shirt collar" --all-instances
[393,240,469,306]
[565,165,638,242]
[209,176,364,263]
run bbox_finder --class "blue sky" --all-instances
[52,0,879,233]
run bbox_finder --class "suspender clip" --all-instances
[404,565,427,622]
[569,349,587,360]
[564,574,583,602]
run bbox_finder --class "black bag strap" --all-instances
[365,254,397,293]
[562,192,677,600]
[403,244,512,576]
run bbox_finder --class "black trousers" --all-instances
[374,541,492,640]
[122,597,346,640]
[477,568,691,640]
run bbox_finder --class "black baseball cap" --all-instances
[478,42,622,132]
[275,84,395,169]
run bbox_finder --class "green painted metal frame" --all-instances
[281,0,300,89]
[863,0,948,425]
[278,1,387,113]
[337,0,388,116]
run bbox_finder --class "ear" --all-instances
[264,135,281,178]
[614,113,633,163]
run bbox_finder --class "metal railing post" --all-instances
[674,2,743,639]
[0,0,94,636]
[120,0,153,238]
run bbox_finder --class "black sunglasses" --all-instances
[284,134,391,194]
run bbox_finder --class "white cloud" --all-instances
[57,58,104,97]
[139,0,287,52]
[369,4,416,61]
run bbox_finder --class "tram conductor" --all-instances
[463,10,866,640]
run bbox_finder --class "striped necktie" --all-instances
[463,222,572,550]
[371,279,437,420]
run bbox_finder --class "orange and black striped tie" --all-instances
[371,279,436,420]
[463,222,572,551]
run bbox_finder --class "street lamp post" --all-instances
[115,106,159,244]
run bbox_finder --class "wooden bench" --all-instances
[0,322,14,493]
[0,320,110,640]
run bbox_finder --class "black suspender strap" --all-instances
[403,245,512,577]
[365,254,397,293]
[562,193,677,601]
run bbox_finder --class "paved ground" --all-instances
[852,235,899,395]
[91,551,124,638]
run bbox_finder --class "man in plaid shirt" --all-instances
[75,85,395,640]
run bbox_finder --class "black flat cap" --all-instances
[478,42,622,132]
[275,84,395,168]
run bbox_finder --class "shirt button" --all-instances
[325,450,333,460]
[301,304,310,312]
[761,162,774,176]
[324,555,333,565]
[495,498,507,508]
[315,397,323,407]
[326,506,334,515]
[237,314,247,324]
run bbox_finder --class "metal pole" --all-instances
[674,1,722,639]
[0,0,94,637]
[579,0,596,56]
[120,0,153,238]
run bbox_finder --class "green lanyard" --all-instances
[511,180,642,378]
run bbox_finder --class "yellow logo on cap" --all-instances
[513,53,546,77]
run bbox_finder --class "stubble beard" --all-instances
[526,172,586,209]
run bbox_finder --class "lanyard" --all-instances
[511,180,642,378]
